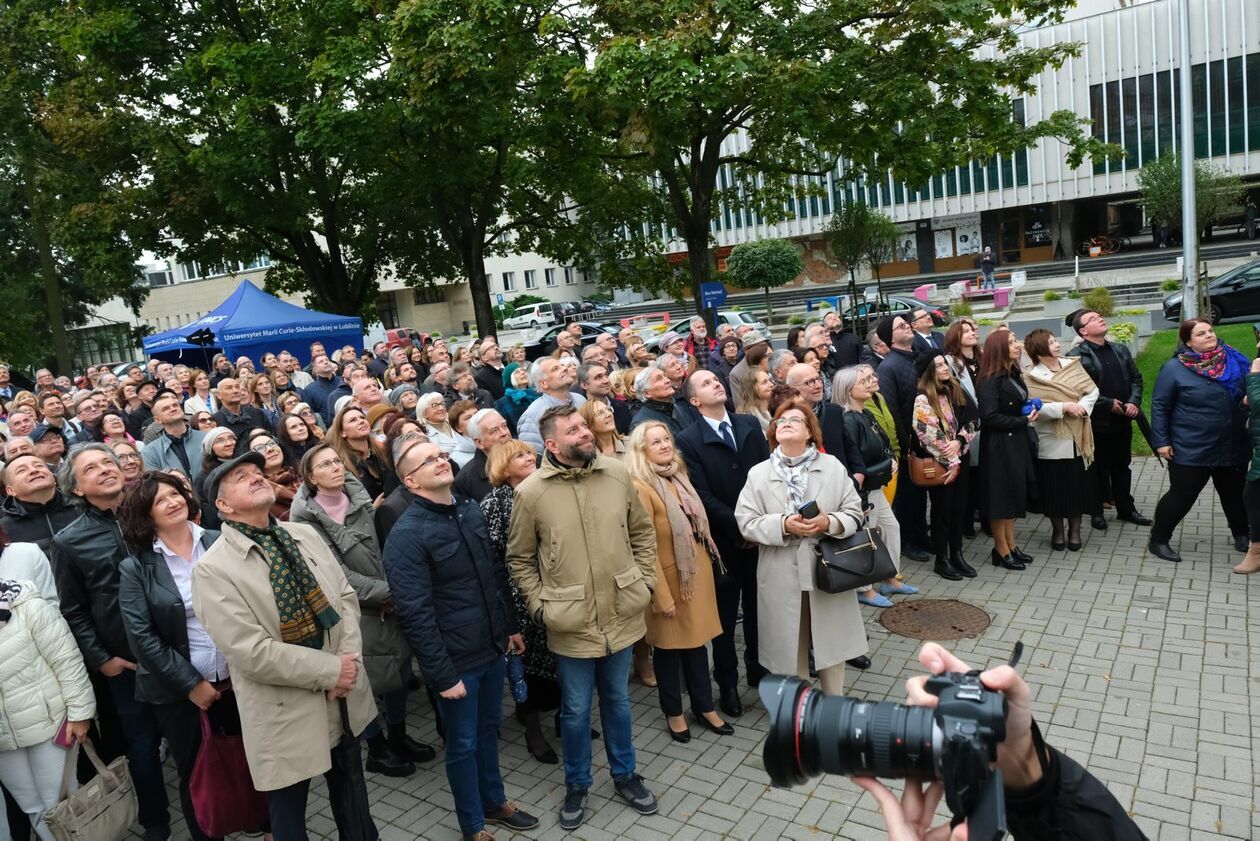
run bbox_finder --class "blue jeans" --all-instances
[435,657,507,834]
[554,646,636,790]
[981,268,996,289]
[105,670,169,830]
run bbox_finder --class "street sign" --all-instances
[700,282,727,310]
[496,293,505,305]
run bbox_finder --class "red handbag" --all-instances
[188,708,268,837]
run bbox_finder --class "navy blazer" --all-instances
[676,413,769,561]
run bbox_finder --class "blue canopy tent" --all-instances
[142,280,363,366]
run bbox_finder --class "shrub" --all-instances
[1117,308,1147,316]
[787,314,806,325]
[1108,321,1137,344]
[1067,289,1081,299]
[1160,278,1181,292]
[1043,290,1062,302]
[952,298,974,317]
[1081,286,1115,316]
[975,317,995,326]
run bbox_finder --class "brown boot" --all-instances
[633,639,656,687]
[1233,542,1260,574]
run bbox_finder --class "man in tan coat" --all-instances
[191,452,379,841]
[506,404,658,832]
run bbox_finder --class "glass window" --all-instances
[1138,73,1156,164]
[1024,205,1052,249]
[1228,56,1245,154]
[545,268,557,286]
[502,272,515,292]
[413,286,443,306]
[1122,76,1139,168]
[564,267,577,285]
[1192,62,1208,158]
[1105,80,1122,168]
[1090,83,1106,174]
[1156,69,1177,156]
[959,164,972,195]
[524,270,537,289]
[1209,59,1226,156]
[1248,54,1260,152]
[376,295,399,329]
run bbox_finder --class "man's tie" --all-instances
[719,420,737,452]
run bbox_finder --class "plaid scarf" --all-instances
[231,519,340,649]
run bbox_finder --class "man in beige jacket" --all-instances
[191,451,378,841]
[506,404,658,832]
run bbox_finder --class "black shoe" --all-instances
[1011,546,1034,564]
[388,726,436,763]
[612,774,659,815]
[1235,534,1249,553]
[559,787,588,831]
[1091,514,1108,530]
[746,667,768,689]
[666,720,691,743]
[1118,511,1152,526]
[693,712,734,735]
[1148,541,1182,563]
[902,545,930,562]
[366,742,416,777]
[933,559,963,580]
[990,549,1026,571]
[962,524,977,539]
[949,551,977,578]
[718,687,743,718]
[1051,538,1066,551]
[529,744,559,764]
[846,655,872,670]
[1067,541,1082,552]
[485,801,540,831]
[142,826,171,841]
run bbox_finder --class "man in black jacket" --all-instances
[578,362,631,434]
[211,378,269,439]
[452,409,511,502]
[910,308,947,357]
[1065,309,1152,530]
[822,311,861,368]
[876,316,931,561]
[382,441,538,841]
[784,363,865,486]
[52,444,170,841]
[676,371,769,717]
[630,366,693,434]
[0,453,80,551]
[474,339,507,401]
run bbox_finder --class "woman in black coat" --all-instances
[976,329,1038,571]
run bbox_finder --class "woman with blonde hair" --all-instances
[245,374,281,429]
[579,399,624,457]
[182,369,217,415]
[625,422,729,742]
[735,368,773,433]
[326,404,388,500]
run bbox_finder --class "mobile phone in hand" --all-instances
[797,500,820,519]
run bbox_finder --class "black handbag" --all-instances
[812,528,898,594]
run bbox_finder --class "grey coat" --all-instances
[290,473,410,694]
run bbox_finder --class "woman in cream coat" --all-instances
[735,399,867,695]
[0,577,96,841]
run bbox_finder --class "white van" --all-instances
[504,302,557,329]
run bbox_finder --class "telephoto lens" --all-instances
[760,675,939,788]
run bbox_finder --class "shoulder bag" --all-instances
[43,738,138,841]
[188,706,268,837]
[908,452,949,487]
[813,528,898,594]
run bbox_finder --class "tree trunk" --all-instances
[682,220,714,330]
[19,146,70,373]
[458,237,496,339]
[764,285,773,324]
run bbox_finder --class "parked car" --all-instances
[841,295,950,331]
[522,321,618,361]
[1162,258,1260,323]
[504,302,558,330]
[716,309,769,335]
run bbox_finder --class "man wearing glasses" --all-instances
[142,388,207,483]
[909,308,946,357]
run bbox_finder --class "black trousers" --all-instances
[893,457,931,552]
[1244,480,1260,541]
[1152,463,1248,544]
[927,466,969,560]
[1092,421,1135,516]
[266,740,376,841]
[152,690,248,841]
[4,784,30,841]
[711,545,760,691]
[653,646,716,718]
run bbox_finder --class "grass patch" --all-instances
[1129,322,1254,455]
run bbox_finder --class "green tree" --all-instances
[725,239,803,323]
[1137,153,1246,237]
[825,203,899,331]
[570,0,1106,319]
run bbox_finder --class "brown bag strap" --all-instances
[57,742,80,802]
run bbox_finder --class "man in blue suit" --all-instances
[675,370,769,718]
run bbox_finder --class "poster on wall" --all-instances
[937,213,982,256]
[934,230,955,259]
[894,222,918,263]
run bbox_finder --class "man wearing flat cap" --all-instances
[191,452,379,839]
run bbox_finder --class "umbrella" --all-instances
[329,699,379,841]
[1134,410,1164,468]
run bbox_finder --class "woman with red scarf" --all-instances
[1149,318,1250,563]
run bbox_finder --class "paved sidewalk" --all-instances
[144,456,1252,841]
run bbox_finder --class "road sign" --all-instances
[700,282,727,310]
[496,293,505,305]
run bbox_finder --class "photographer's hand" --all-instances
[905,643,1041,790]
[853,778,966,841]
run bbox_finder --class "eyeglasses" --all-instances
[250,440,280,453]
[775,416,806,427]
[116,452,141,463]
[313,456,344,471]
[405,454,446,477]
[799,377,822,387]
[857,375,878,385]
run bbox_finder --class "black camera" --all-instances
[760,670,1010,840]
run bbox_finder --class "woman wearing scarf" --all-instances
[1149,318,1251,563]
[735,400,867,695]
[625,422,729,744]
[1024,329,1098,553]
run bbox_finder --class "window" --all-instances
[564,267,577,285]
[146,269,173,288]
[376,295,399,329]
[544,268,557,287]
[524,270,537,290]
[1138,73,1156,164]
[502,272,515,292]
[413,286,443,306]
[1122,76,1138,168]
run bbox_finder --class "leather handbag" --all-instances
[43,738,138,841]
[908,453,949,487]
[188,708,268,837]
[812,528,898,594]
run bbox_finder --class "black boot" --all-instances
[388,722,435,763]
[366,732,416,777]
[934,556,963,580]
[949,550,977,578]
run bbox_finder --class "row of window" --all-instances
[1089,51,1260,171]
[493,266,581,293]
[144,257,272,288]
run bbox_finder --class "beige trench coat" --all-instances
[735,453,868,674]
[191,522,378,792]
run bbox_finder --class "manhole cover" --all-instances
[879,599,991,640]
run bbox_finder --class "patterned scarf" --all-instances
[1178,341,1250,400]
[769,444,820,511]
[0,579,20,629]
[650,461,720,601]
[230,519,340,649]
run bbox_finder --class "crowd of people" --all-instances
[0,302,1240,841]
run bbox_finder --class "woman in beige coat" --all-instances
[626,422,731,744]
[735,399,867,695]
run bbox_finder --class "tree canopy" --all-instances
[1137,153,1245,236]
